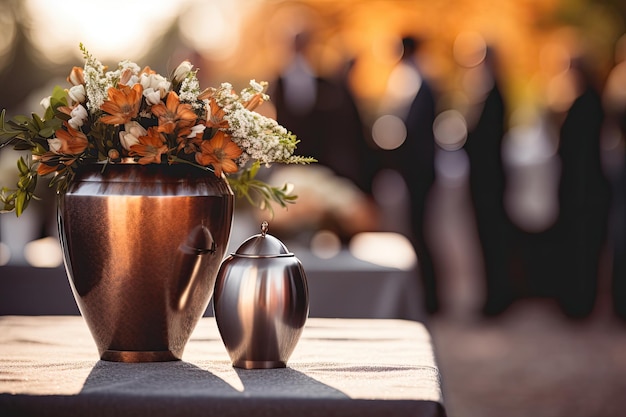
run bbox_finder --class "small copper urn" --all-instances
[213,221,309,369]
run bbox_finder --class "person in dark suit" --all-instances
[383,36,440,314]
[554,55,611,318]
[270,31,374,196]
[604,36,626,320]
[462,46,517,316]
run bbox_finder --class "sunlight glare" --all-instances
[179,1,242,60]
[23,237,63,268]
[25,0,187,62]
[349,232,416,270]
[0,12,16,72]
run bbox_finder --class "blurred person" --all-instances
[603,34,626,320]
[380,35,440,314]
[458,43,516,316]
[269,30,375,196]
[553,54,611,318]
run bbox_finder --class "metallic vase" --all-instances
[58,162,234,362]
[213,222,309,369]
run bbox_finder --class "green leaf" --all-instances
[13,115,31,125]
[17,156,29,175]
[39,127,56,138]
[15,190,28,217]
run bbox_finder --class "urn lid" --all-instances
[233,221,293,258]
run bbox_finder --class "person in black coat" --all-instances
[462,46,517,316]
[554,56,611,318]
[270,31,374,196]
[383,36,440,314]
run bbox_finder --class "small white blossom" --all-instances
[179,71,205,112]
[47,137,62,153]
[143,88,161,105]
[67,67,84,86]
[140,73,170,91]
[187,124,206,138]
[173,61,193,83]
[119,121,146,151]
[125,121,147,138]
[118,60,141,75]
[68,85,86,104]
[68,104,88,129]
[84,66,108,112]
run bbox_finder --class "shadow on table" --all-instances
[67,360,359,417]
[233,366,349,398]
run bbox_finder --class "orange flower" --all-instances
[205,98,229,129]
[129,127,168,165]
[100,84,143,125]
[36,155,62,175]
[55,122,89,155]
[151,91,196,134]
[36,154,78,175]
[195,131,242,177]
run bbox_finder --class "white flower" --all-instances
[47,137,62,153]
[140,73,170,91]
[68,85,86,104]
[84,66,108,112]
[143,88,161,105]
[126,121,147,138]
[119,121,146,150]
[67,67,84,86]
[68,104,88,129]
[187,124,206,138]
[241,80,267,103]
[140,74,170,105]
[118,60,141,75]
[173,60,193,83]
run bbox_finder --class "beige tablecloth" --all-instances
[0,316,445,417]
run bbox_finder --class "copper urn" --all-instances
[58,162,234,362]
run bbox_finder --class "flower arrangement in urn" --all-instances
[0,43,315,216]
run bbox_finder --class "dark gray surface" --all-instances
[0,250,425,321]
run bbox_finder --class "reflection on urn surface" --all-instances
[58,163,234,362]
[214,222,309,369]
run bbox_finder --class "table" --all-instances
[0,316,446,417]
[0,250,425,321]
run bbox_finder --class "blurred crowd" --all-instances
[2,1,626,321]
[260,28,626,321]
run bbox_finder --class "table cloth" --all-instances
[0,316,445,417]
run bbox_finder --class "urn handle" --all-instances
[175,224,217,310]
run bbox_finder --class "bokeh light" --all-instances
[371,114,406,150]
[433,109,468,151]
[310,230,342,259]
[24,0,186,63]
[349,232,417,270]
[23,237,63,268]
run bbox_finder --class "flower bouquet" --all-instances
[0,43,315,216]
[0,45,316,362]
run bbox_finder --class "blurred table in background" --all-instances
[0,248,424,321]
